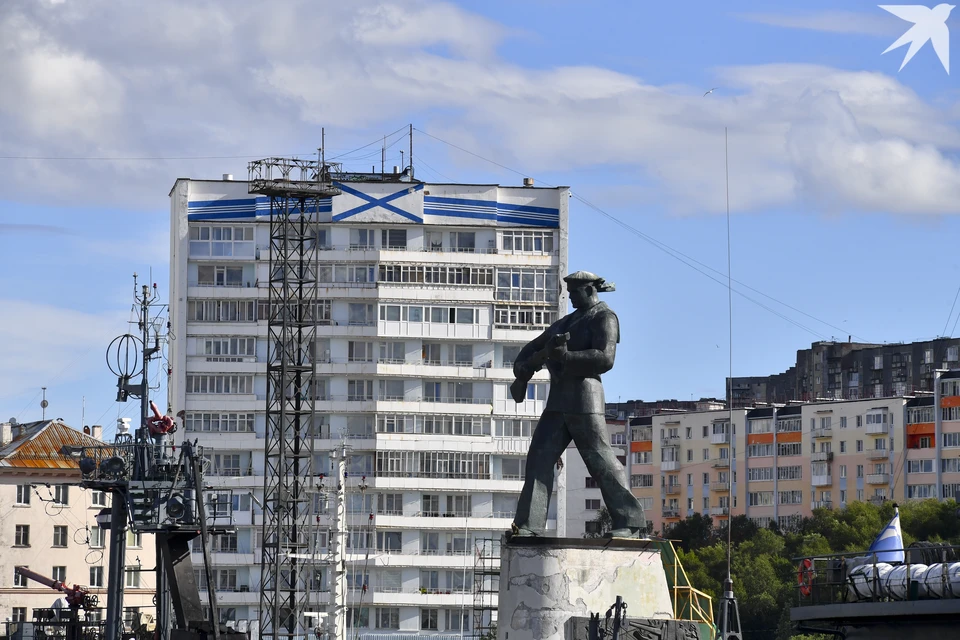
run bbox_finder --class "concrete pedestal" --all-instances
[497,537,674,640]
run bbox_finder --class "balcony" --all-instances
[811,475,832,487]
[709,506,729,516]
[866,423,889,435]
[710,481,730,492]
[632,428,652,442]
[712,459,730,469]
[866,473,890,485]
[811,500,833,510]
[710,432,730,445]
[665,485,682,496]
[662,508,680,519]
[810,451,834,463]
[811,427,833,439]
[866,449,890,460]
[661,437,680,448]
[661,460,680,472]
[869,495,888,506]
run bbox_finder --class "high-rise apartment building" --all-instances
[729,338,960,406]
[168,173,567,634]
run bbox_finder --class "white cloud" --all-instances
[0,300,123,401]
[0,1,959,215]
[736,10,906,36]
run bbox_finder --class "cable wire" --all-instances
[942,282,960,338]
[414,127,864,343]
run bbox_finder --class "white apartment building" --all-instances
[168,173,568,636]
[0,420,155,628]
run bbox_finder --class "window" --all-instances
[839,465,847,478]
[12,608,27,623]
[449,231,476,252]
[686,449,693,461]
[585,499,602,511]
[907,484,937,499]
[203,337,256,360]
[348,379,374,401]
[494,305,558,329]
[348,303,375,325]
[347,608,370,629]
[15,484,31,505]
[185,375,253,395]
[840,441,846,453]
[376,608,400,630]
[54,485,69,505]
[777,418,801,432]
[747,467,774,481]
[702,425,709,437]
[495,268,559,303]
[90,566,104,588]
[197,264,244,287]
[446,609,471,631]
[856,440,863,452]
[185,412,255,433]
[14,566,28,588]
[747,443,774,457]
[350,228,375,249]
[381,229,407,249]
[944,433,960,448]
[91,490,108,506]
[189,299,257,322]
[526,383,547,401]
[421,608,439,630]
[778,491,803,505]
[53,526,68,548]
[376,531,403,554]
[777,465,802,480]
[749,492,774,506]
[703,448,709,460]
[857,465,864,478]
[501,229,554,253]
[632,451,651,464]
[52,566,67,582]
[686,427,692,439]
[453,344,474,366]
[15,524,29,546]
[630,474,654,488]
[127,531,142,548]
[189,225,254,257]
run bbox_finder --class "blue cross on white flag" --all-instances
[868,505,904,564]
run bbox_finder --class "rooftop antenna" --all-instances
[41,387,48,420]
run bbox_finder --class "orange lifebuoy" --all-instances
[797,558,815,597]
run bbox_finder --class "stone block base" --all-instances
[498,537,674,640]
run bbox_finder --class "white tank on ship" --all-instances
[848,563,893,601]
[922,562,960,599]
[884,564,927,600]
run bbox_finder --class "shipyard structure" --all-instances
[167,170,568,635]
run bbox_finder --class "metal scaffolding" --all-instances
[249,150,341,640]
[472,538,501,640]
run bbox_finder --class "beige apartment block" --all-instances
[0,420,155,625]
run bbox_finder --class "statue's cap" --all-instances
[563,270,615,292]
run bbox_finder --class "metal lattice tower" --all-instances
[249,152,341,640]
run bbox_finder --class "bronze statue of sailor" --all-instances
[509,270,646,538]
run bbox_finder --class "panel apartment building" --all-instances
[168,172,567,634]
[729,337,960,406]
[626,398,918,533]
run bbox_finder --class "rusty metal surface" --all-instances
[0,420,102,469]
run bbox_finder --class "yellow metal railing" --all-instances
[654,538,716,634]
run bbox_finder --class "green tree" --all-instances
[667,513,716,551]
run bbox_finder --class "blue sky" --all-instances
[2,0,960,433]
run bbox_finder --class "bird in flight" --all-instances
[703,87,718,97]
[880,4,954,74]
